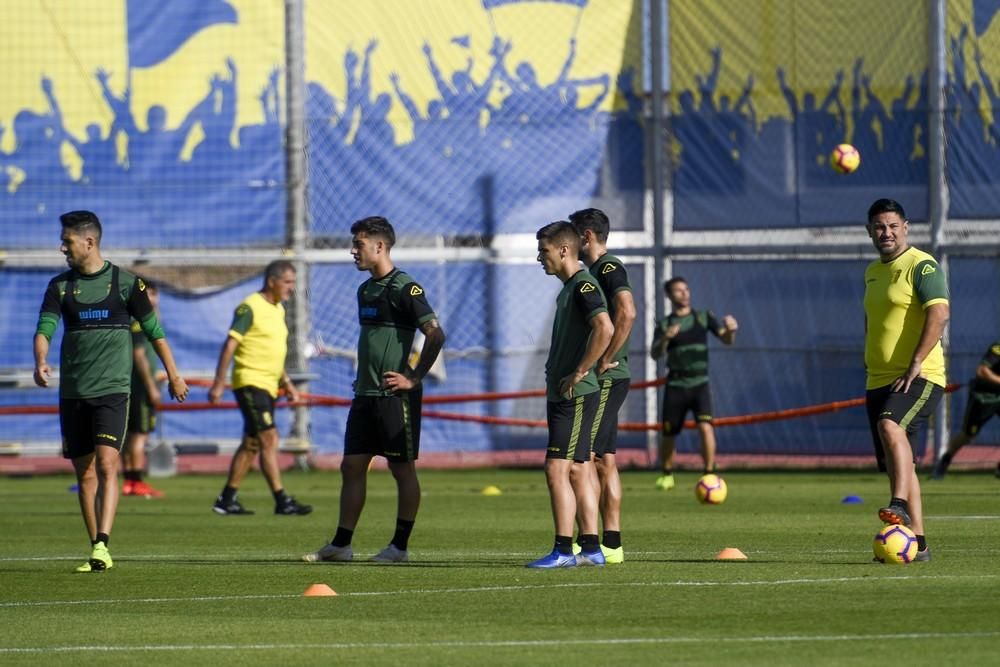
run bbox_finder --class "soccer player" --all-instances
[569,208,636,564]
[122,279,166,498]
[526,221,613,568]
[863,198,948,562]
[33,210,189,572]
[650,277,737,489]
[303,216,445,563]
[932,338,1000,479]
[209,260,312,516]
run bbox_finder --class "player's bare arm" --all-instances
[209,336,240,403]
[893,302,949,393]
[976,361,1000,387]
[383,318,446,393]
[32,334,51,388]
[720,314,738,345]
[280,371,300,403]
[560,311,613,398]
[151,337,189,402]
[598,290,636,375]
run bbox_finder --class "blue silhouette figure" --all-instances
[97,67,206,176]
[777,66,845,184]
[10,77,73,187]
[191,58,238,169]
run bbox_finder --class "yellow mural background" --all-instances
[305,0,641,144]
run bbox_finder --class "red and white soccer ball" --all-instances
[695,473,728,505]
[830,143,861,174]
[873,524,918,564]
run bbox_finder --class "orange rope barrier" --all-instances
[1,381,960,431]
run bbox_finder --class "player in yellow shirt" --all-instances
[209,260,311,515]
[863,198,949,562]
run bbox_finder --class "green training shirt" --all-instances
[36,262,163,398]
[590,253,632,381]
[971,340,1000,404]
[355,268,437,397]
[545,269,608,401]
[654,309,724,388]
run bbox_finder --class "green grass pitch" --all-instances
[1,468,998,665]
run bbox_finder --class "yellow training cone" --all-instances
[481,485,502,496]
[303,583,337,597]
[715,547,748,560]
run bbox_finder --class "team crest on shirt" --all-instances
[601,263,617,274]
[921,264,936,276]
[579,282,595,293]
[891,270,902,284]
[409,285,424,296]
[138,278,146,291]
[992,344,1000,356]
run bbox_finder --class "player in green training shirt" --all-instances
[123,279,166,498]
[864,198,949,562]
[650,277,737,490]
[570,208,636,564]
[933,338,1000,479]
[34,211,189,573]
[526,221,613,568]
[303,216,445,564]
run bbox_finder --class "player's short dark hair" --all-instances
[536,221,581,253]
[263,259,296,287]
[568,208,610,243]
[664,276,687,293]
[867,198,907,223]
[351,216,396,249]
[60,210,102,244]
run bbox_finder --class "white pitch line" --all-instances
[1,631,999,654]
[2,573,997,609]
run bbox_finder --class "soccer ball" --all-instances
[830,143,861,174]
[873,524,918,564]
[694,474,727,505]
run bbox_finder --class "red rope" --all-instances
[1,381,959,431]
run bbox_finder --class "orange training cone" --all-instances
[303,583,338,597]
[715,547,748,560]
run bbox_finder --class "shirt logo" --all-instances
[579,283,595,293]
[890,270,902,284]
[601,263,617,274]
[79,308,110,320]
[992,344,1000,356]
[138,278,146,291]
[360,306,378,318]
[921,264,936,276]
[409,285,424,296]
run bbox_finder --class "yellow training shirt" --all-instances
[229,292,288,397]
[863,246,949,390]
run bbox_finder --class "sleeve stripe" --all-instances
[921,298,949,309]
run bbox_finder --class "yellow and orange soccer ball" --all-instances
[830,143,861,174]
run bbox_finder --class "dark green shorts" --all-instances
[865,377,943,472]
[546,392,599,463]
[60,393,130,459]
[344,388,422,462]
[590,378,630,457]
[234,386,277,436]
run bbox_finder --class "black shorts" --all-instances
[127,393,157,435]
[865,377,944,472]
[234,386,277,436]
[344,387,422,462]
[60,393,130,459]
[960,391,1000,438]
[590,378,630,457]
[546,392,599,462]
[661,382,713,436]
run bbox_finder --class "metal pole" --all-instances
[285,0,311,466]
[928,0,950,464]
[648,0,670,464]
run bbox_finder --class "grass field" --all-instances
[1,468,998,665]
